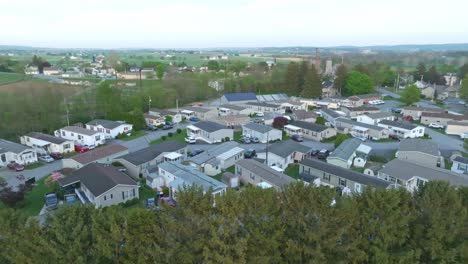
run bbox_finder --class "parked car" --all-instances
[45,193,58,210]
[369,100,385,105]
[49,152,63,160]
[291,134,304,142]
[239,137,251,144]
[389,134,400,141]
[165,121,174,126]
[74,144,89,153]
[185,136,196,144]
[189,149,204,157]
[254,112,264,117]
[189,117,200,122]
[244,149,257,159]
[7,162,25,171]
[250,137,260,143]
[428,123,444,129]
[317,149,329,159]
[162,124,173,130]
[310,149,320,156]
[391,108,402,114]
[461,132,468,139]
[38,155,54,163]
[64,194,78,204]
[147,124,158,131]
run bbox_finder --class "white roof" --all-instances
[353,126,369,132]
[270,165,284,172]
[217,147,244,160]
[284,124,301,131]
[187,125,200,131]
[357,144,372,154]
[164,152,183,160]
[257,181,273,189]
[181,110,194,114]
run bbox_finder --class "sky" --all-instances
[1,0,467,49]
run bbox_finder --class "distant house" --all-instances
[335,117,389,140]
[58,163,139,208]
[24,66,39,75]
[401,106,445,120]
[114,141,186,178]
[157,162,227,200]
[292,110,317,123]
[327,138,371,169]
[378,159,468,192]
[143,113,166,127]
[217,104,252,116]
[320,109,343,126]
[0,139,37,166]
[245,102,284,114]
[62,144,129,169]
[214,115,251,127]
[276,100,308,112]
[43,66,61,75]
[235,159,295,190]
[179,106,218,120]
[355,94,382,104]
[20,132,74,154]
[186,121,233,144]
[356,112,395,125]
[221,92,258,104]
[187,141,244,176]
[445,121,468,136]
[299,158,392,194]
[148,108,182,124]
[378,120,425,138]
[85,119,133,139]
[341,106,380,118]
[395,139,443,168]
[451,156,468,174]
[287,121,337,141]
[420,112,468,126]
[55,126,105,147]
[256,140,311,170]
[256,93,289,102]
[242,123,282,143]
[342,96,364,108]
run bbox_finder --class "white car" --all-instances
[185,136,196,144]
[461,133,468,139]
[38,155,54,163]
[428,123,444,129]
[369,100,385,105]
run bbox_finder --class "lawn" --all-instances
[374,138,397,143]
[282,130,290,141]
[119,130,148,141]
[0,72,29,85]
[25,162,45,170]
[234,131,242,141]
[139,183,158,201]
[284,164,300,179]
[212,165,235,181]
[22,178,56,216]
[150,129,187,145]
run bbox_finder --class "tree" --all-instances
[401,84,421,105]
[458,63,468,79]
[334,133,350,147]
[459,75,468,101]
[343,71,374,96]
[207,60,220,71]
[334,64,347,95]
[426,65,443,84]
[272,116,288,129]
[0,184,30,207]
[284,62,300,95]
[354,63,369,75]
[298,61,308,90]
[414,63,427,81]
[155,64,165,79]
[315,116,326,125]
[300,65,322,98]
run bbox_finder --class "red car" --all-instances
[7,162,25,171]
[74,144,89,153]
[49,152,63,160]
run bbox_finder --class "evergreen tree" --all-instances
[334,64,347,95]
[284,62,300,95]
[414,63,427,81]
[300,65,322,98]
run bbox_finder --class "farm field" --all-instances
[0,78,85,97]
[0,72,30,85]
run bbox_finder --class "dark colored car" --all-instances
[310,149,320,156]
[244,149,257,159]
[74,144,89,153]
[391,108,402,114]
[147,124,158,131]
[189,117,200,122]
[45,193,58,210]
[165,121,174,126]
[162,124,173,130]
[291,134,304,142]
[389,134,400,141]
[7,162,24,171]
[189,149,204,157]
[49,152,63,160]
[317,149,329,159]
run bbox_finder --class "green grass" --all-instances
[375,138,397,142]
[234,131,242,141]
[150,130,187,145]
[0,72,29,85]
[25,162,44,170]
[139,183,157,201]
[321,135,337,143]
[282,130,290,141]
[119,130,148,141]
[22,178,55,216]
[444,159,453,170]
[212,165,235,181]
[352,167,365,173]
[284,164,300,179]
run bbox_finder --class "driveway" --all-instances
[425,128,464,156]
[1,161,63,189]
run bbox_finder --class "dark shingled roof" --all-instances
[398,138,439,156]
[421,112,468,121]
[71,144,128,165]
[193,121,227,132]
[454,156,468,164]
[117,140,186,165]
[379,120,417,130]
[268,140,311,158]
[223,92,257,102]
[25,132,69,145]
[236,159,295,188]
[0,139,30,154]
[300,158,391,188]
[292,121,329,132]
[58,163,137,197]
[86,119,127,129]
[343,106,379,112]
[243,123,275,133]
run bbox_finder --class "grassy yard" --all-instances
[22,178,56,216]
[119,130,148,141]
[150,129,186,145]
[284,164,300,179]
[212,165,235,181]
[0,72,29,85]
[374,138,397,143]
[234,131,242,141]
[445,158,453,170]
[282,130,291,141]
[25,162,45,170]
[139,183,158,201]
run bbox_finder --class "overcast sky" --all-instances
[1,0,467,49]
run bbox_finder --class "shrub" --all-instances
[334,133,350,147]
[225,137,231,142]
[168,132,173,137]
[120,198,140,208]
[176,128,182,134]
[369,155,387,163]
[161,136,167,141]
[112,161,124,167]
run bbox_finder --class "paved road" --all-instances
[377,87,401,99]
[1,161,63,189]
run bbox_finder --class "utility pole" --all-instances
[265,131,269,166]
[64,98,70,126]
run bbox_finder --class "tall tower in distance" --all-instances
[310,48,322,74]
[325,58,333,76]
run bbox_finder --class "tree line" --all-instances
[0,181,466,263]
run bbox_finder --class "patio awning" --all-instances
[181,110,194,114]
[187,125,200,131]
[164,152,183,160]
[284,124,301,131]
